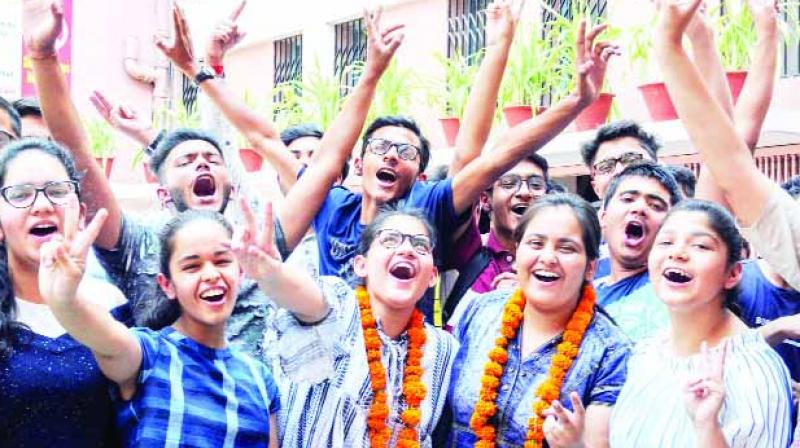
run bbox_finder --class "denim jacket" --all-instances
[440,289,631,447]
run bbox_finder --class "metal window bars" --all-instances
[447,0,488,62]
[782,3,800,77]
[334,18,367,95]
[274,34,303,86]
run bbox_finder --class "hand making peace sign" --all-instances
[38,208,109,306]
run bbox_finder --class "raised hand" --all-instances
[206,0,248,66]
[685,1,712,42]
[39,207,109,306]
[573,20,620,106]
[89,91,153,143]
[543,392,586,448]
[747,0,779,34]
[155,6,198,77]
[655,0,704,45]
[231,197,283,284]
[362,8,405,81]
[22,0,63,59]
[684,340,728,428]
[485,0,524,48]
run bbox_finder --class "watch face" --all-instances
[195,68,215,84]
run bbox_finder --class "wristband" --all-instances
[212,64,225,77]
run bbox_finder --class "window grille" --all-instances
[334,18,367,93]
[782,4,800,76]
[274,34,303,85]
[447,0,488,61]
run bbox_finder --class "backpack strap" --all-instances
[442,247,493,324]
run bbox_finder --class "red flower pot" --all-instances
[575,93,615,131]
[503,105,533,127]
[94,157,114,179]
[239,148,263,172]
[439,117,460,147]
[727,70,748,104]
[142,164,159,184]
[638,82,678,122]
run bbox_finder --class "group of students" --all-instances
[2,0,800,447]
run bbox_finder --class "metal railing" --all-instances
[447,0,488,61]
[334,18,367,94]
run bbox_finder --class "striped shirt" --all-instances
[610,330,793,447]
[273,277,458,447]
[118,327,280,447]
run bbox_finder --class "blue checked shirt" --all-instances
[118,327,280,447]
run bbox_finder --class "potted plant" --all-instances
[625,15,678,121]
[429,52,479,145]
[713,2,759,103]
[352,58,420,125]
[498,24,554,127]
[84,118,116,179]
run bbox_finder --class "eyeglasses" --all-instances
[0,180,79,209]
[497,174,547,193]
[375,229,433,255]
[0,130,16,148]
[366,138,421,161]
[592,152,645,175]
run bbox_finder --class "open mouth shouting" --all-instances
[192,174,217,198]
[29,220,59,243]
[662,267,693,285]
[623,219,647,248]
[376,168,398,188]
[532,269,560,283]
[198,285,228,306]
[388,260,417,282]
[510,203,530,218]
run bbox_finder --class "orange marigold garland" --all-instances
[469,285,597,448]
[356,286,427,448]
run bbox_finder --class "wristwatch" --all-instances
[194,66,215,85]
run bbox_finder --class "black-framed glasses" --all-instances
[592,152,645,175]
[0,130,16,148]
[366,138,421,161]
[375,229,433,255]
[0,180,79,209]
[498,174,547,193]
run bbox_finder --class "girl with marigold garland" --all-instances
[437,194,632,447]
[264,208,457,447]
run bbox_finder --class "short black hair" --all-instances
[580,120,660,168]
[0,96,21,138]
[526,153,550,182]
[149,128,224,180]
[781,175,800,199]
[11,97,42,118]
[361,115,431,173]
[663,165,697,198]
[280,123,323,146]
[603,161,682,210]
[547,181,568,194]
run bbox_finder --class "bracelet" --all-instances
[212,64,224,77]
[28,50,58,61]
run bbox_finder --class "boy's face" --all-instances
[357,126,422,205]
[487,159,547,240]
[591,136,654,199]
[159,140,232,213]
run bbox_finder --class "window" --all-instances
[542,0,607,26]
[782,5,800,76]
[447,0,488,61]
[274,34,303,86]
[181,71,198,115]
[334,18,367,92]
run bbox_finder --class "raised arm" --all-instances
[89,91,159,147]
[155,3,301,191]
[40,209,142,390]
[233,198,328,323]
[733,0,779,150]
[24,0,123,250]
[449,0,520,175]
[277,9,404,251]
[451,21,618,214]
[654,0,773,226]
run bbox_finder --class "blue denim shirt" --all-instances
[441,289,631,447]
[94,214,277,361]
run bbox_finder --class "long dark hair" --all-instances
[149,210,234,328]
[0,138,82,359]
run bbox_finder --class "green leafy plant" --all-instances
[713,2,758,70]
[351,59,421,123]
[498,24,557,108]
[427,52,480,118]
[83,118,116,158]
